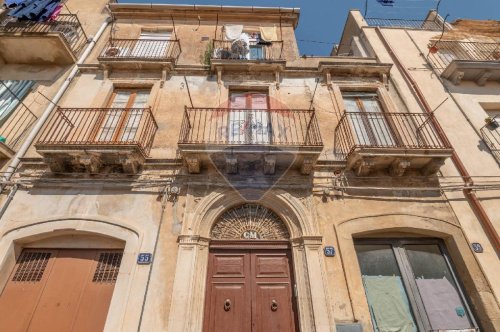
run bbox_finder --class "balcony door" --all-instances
[98,89,149,142]
[131,32,171,58]
[228,92,270,144]
[344,94,396,147]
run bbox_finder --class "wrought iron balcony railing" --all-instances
[179,107,323,147]
[365,17,444,30]
[37,107,158,156]
[428,40,500,70]
[211,40,284,61]
[0,14,87,56]
[98,39,181,62]
[481,115,500,165]
[0,105,37,151]
[334,112,451,158]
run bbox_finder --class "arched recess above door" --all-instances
[211,204,290,240]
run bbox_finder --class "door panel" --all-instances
[252,251,296,332]
[0,250,57,332]
[28,250,97,332]
[254,284,296,332]
[204,251,251,332]
[204,248,297,332]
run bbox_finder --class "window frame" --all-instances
[92,88,151,142]
[342,91,401,147]
[354,238,479,332]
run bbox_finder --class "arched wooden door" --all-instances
[203,204,299,332]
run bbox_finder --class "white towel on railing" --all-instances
[224,24,243,40]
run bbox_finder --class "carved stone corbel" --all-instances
[186,156,201,174]
[225,155,238,174]
[355,158,375,176]
[451,71,464,85]
[301,158,314,175]
[422,158,445,175]
[263,155,276,175]
[79,155,101,174]
[275,70,281,89]
[389,158,410,177]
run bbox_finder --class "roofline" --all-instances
[108,3,301,28]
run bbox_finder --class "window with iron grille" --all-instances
[92,252,123,283]
[12,251,51,282]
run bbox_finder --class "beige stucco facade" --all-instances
[0,2,498,332]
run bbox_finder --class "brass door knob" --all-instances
[224,299,231,312]
[271,299,278,311]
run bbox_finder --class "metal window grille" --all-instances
[92,252,123,283]
[12,252,51,282]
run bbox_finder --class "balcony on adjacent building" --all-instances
[98,38,181,70]
[178,107,323,175]
[35,107,158,173]
[428,40,500,85]
[0,14,87,65]
[481,115,500,165]
[0,104,37,159]
[210,39,285,72]
[334,112,453,176]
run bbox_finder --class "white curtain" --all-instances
[0,80,34,126]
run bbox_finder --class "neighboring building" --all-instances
[0,2,498,331]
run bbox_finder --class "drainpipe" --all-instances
[374,27,500,252]
[0,17,112,217]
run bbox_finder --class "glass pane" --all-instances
[121,109,143,141]
[405,244,473,330]
[344,98,370,146]
[362,99,396,146]
[111,91,131,108]
[132,91,149,108]
[355,244,417,332]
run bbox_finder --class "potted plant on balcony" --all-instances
[485,116,499,129]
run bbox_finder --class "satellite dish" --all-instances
[231,39,249,58]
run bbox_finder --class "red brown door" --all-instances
[204,247,298,332]
[0,249,122,332]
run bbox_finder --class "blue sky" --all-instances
[120,0,500,55]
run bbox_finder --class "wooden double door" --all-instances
[203,246,298,332]
[0,249,122,332]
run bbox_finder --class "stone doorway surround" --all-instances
[167,188,336,332]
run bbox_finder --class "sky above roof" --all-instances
[118,0,500,55]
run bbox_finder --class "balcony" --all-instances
[36,107,157,173]
[98,38,181,70]
[210,40,285,72]
[428,40,500,85]
[0,105,37,159]
[365,17,444,30]
[481,116,500,165]
[0,14,87,65]
[178,107,323,175]
[334,112,453,176]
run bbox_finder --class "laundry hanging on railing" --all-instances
[376,0,395,6]
[5,0,62,22]
[259,26,277,42]
[224,25,243,41]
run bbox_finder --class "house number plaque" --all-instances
[137,253,153,265]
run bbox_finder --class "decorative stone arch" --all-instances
[0,217,143,332]
[185,188,318,239]
[335,213,499,332]
[167,187,335,332]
